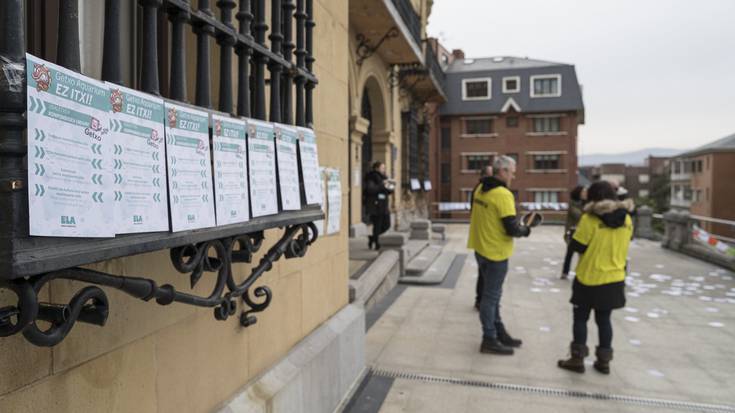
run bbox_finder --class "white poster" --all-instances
[410,178,421,191]
[326,168,342,235]
[164,102,216,232]
[423,180,432,191]
[107,83,169,234]
[274,124,301,210]
[212,114,249,226]
[26,54,114,237]
[247,119,278,217]
[297,126,324,204]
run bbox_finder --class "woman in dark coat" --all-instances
[364,161,394,249]
[557,180,634,375]
[561,185,586,279]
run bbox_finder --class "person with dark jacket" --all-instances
[561,185,586,279]
[473,164,493,310]
[468,156,536,356]
[363,161,394,250]
[557,180,635,375]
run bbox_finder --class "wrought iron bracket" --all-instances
[355,27,399,66]
[0,223,318,347]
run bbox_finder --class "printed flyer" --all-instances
[247,119,278,217]
[26,53,114,237]
[212,113,250,226]
[326,168,342,235]
[274,124,301,211]
[296,126,323,206]
[164,102,216,232]
[106,83,169,234]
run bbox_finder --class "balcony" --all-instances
[395,44,447,103]
[350,0,423,65]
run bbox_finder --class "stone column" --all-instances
[662,210,691,251]
[349,114,369,237]
[635,205,656,240]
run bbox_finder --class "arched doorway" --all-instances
[360,90,373,185]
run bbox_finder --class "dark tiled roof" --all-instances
[439,56,584,118]
[679,133,735,157]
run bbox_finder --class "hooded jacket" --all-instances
[570,198,635,254]
[472,176,530,238]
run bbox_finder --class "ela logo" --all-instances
[133,215,143,225]
[61,216,76,226]
[187,214,196,223]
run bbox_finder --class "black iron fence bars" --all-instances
[0,0,320,347]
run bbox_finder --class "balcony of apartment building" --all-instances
[670,158,693,182]
[670,184,693,209]
[350,0,424,65]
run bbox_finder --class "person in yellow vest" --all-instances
[557,180,634,374]
[468,155,536,355]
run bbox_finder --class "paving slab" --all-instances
[346,224,735,413]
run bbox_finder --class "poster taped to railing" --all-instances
[297,126,323,205]
[26,53,114,237]
[247,119,278,217]
[212,114,250,226]
[106,83,169,234]
[164,102,216,232]
[274,124,301,211]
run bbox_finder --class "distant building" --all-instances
[579,156,670,200]
[428,53,585,217]
[669,133,735,238]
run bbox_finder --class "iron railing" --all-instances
[0,0,321,347]
[390,0,422,47]
[425,43,445,88]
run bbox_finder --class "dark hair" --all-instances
[372,161,384,170]
[587,181,617,203]
[570,185,585,202]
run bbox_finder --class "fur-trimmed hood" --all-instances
[584,198,635,228]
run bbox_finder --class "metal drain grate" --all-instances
[371,367,735,413]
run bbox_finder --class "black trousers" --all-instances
[370,213,390,244]
[573,305,613,349]
[562,243,576,275]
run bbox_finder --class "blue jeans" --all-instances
[475,253,508,339]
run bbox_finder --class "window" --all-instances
[464,118,493,135]
[465,154,493,171]
[441,163,450,183]
[506,116,518,127]
[441,126,451,149]
[638,174,650,184]
[502,76,520,93]
[532,117,561,133]
[673,161,681,174]
[530,74,561,97]
[462,78,491,100]
[461,188,475,202]
[533,191,559,203]
[533,154,560,170]
[639,189,650,198]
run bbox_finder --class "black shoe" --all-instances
[474,301,481,311]
[368,236,375,250]
[480,338,514,355]
[496,323,522,348]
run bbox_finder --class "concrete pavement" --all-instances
[345,224,735,413]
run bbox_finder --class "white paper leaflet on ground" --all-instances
[274,124,301,210]
[326,168,342,235]
[212,113,249,226]
[106,83,169,234]
[297,126,323,205]
[312,167,327,236]
[26,54,114,237]
[164,102,215,232]
[247,119,278,217]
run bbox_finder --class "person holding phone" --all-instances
[468,155,536,355]
[364,161,394,250]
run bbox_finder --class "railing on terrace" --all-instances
[390,0,422,47]
[424,44,445,93]
[0,0,321,347]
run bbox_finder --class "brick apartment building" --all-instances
[579,155,671,200]
[669,133,735,238]
[428,51,584,217]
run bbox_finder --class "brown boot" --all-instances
[557,342,588,373]
[593,347,613,374]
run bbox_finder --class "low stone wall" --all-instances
[661,210,735,271]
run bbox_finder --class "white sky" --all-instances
[427,0,735,155]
